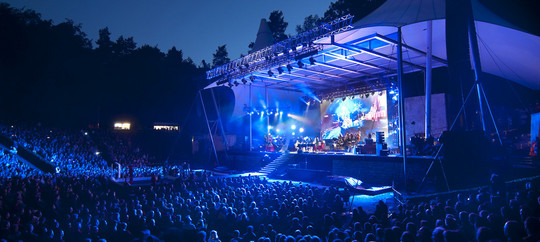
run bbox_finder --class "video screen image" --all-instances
[320,91,388,141]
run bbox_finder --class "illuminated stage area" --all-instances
[200,0,540,195]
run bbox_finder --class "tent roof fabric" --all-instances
[353,0,520,31]
[252,19,274,52]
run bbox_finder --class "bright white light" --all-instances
[84,132,88,136]
[280,111,283,115]
[291,125,296,130]
[114,122,131,130]
[276,129,280,133]
[299,127,304,133]
[292,132,295,136]
[95,151,100,155]
[261,111,265,115]
[268,125,273,130]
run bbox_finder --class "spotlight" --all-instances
[233,81,239,86]
[249,76,256,82]
[299,127,304,133]
[286,64,293,73]
[365,93,370,98]
[277,67,284,75]
[342,97,346,101]
[279,111,283,115]
[309,57,316,65]
[242,78,247,84]
[244,63,249,68]
[297,60,304,68]
[228,82,234,88]
[268,125,273,130]
[267,70,274,77]
[291,125,296,130]
[292,132,295,136]
[276,129,280,133]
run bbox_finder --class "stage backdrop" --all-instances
[320,91,388,142]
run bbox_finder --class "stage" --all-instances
[227,151,434,188]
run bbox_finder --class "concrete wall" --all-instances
[404,93,448,140]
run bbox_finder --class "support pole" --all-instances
[210,88,229,150]
[397,27,408,189]
[249,84,253,151]
[467,6,486,132]
[425,21,433,138]
[199,91,220,166]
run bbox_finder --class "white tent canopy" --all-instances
[323,0,540,90]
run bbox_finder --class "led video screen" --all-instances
[321,91,388,141]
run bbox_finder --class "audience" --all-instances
[0,124,539,241]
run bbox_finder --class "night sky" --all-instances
[3,0,333,65]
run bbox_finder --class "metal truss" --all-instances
[206,15,354,82]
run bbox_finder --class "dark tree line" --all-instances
[0,3,204,129]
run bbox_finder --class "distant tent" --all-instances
[323,0,540,90]
[252,18,275,52]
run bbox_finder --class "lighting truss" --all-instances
[206,15,354,82]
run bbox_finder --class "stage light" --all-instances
[389,90,395,94]
[279,111,283,115]
[291,125,296,130]
[261,111,265,115]
[307,101,311,106]
[233,81,239,86]
[286,64,293,73]
[297,60,304,68]
[228,82,234,88]
[249,76,256,82]
[309,57,316,65]
[268,125,273,130]
[342,97,346,101]
[299,127,304,133]
[250,112,254,115]
[267,70,274,77]
[379,91,383,96]
[292,132,295,136]
[277,67,284,75]
[276,129,280,133]
[242,78,247,84]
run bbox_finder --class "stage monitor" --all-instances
[320,91,388,141]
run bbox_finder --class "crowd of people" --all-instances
[0,124,162,178]
[0,124,540,241]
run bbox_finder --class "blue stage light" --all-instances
[299,127,304,133]
[292,132,295,136]
[279,111,283,115]
[291,125,296,130]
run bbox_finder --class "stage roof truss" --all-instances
[206,15,449,95]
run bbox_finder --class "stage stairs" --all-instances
[259,153,294,176]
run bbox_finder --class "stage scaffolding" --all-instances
[203,15,448,189]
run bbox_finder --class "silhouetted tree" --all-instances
[322,0,386,22]
[166,46,183,64]
[296,14,321,34]
[113,35,136,56]
[96,27,113,54]
[268,10,288,42]
[212,44,230,67]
